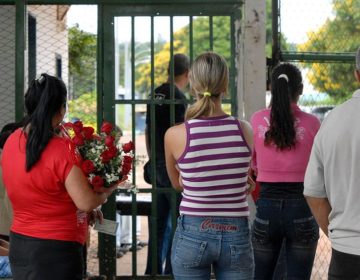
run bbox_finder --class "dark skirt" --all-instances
[9,231,83,280]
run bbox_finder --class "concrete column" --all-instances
[238,0,266,121]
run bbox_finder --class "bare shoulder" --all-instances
[165,123,187,158]
[165,123,186,140]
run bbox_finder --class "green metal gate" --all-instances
[0,1,243,279]
[100,2,243,278]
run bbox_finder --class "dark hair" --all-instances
[0,121,24,149]
[265,63,303,150]
[23,73,67,171]
[167,53,190,77]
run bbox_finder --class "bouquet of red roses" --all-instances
[64,120,134,192]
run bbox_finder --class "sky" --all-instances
[67,1,333,44]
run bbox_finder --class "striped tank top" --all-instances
[177,115,251,217]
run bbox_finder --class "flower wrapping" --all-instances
[64,120,134,192]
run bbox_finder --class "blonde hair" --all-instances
[185,52,229,120]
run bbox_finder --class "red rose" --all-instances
[121,156,133,175]
[81,160,95,174]
[72,135,85,146]
[73,121,83,135]
[121,163,132,176]
[83,127,95,140]
[101,150,112,163]
[107,146,118,158]
[123,155,133,164]
[122,141,134,153]
[92,175,104,192]
[101,121,113,134]
[105,135,115,147]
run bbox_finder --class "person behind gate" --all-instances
[250,63,320,280]
[145,53,190,275]
[164,51,254,280]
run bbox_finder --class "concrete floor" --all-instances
[87,215,149,277]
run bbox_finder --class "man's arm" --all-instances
[305,196,331,236]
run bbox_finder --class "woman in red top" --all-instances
[1,74,117,280]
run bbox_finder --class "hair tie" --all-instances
[203,92,212,97]
[278,74,289,82]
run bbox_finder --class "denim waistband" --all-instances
[178,215,249,233]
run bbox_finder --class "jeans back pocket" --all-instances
[293,216,319,245]
[252,217,270,245]
[173,234,207,269]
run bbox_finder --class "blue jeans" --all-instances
[252,194,319,280]
[171,215,254,280]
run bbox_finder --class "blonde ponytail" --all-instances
[185,52,228,120]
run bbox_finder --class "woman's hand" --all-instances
[246,168,257,194]
[88,208,104,226]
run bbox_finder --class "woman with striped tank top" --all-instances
[164,52,254,280]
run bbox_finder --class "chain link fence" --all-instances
[0,5,16,130]
[278,0,360,279]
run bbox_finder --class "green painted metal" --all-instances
[271,0,280,66]
[99,6,117,278]
[15,0,25,122]
[209,16,213,51]
[25,0,243,4]
[169,16,175,126]
[282,52,356,62]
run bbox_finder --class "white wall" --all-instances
[28,5,69,87]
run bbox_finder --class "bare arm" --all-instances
[65,165,116,212]
[164,125,186,192]
[239,120,253,152]
[305,196,331,236]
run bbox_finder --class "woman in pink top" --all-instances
[250,63,320,280]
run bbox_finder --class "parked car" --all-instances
[310,106,335,122]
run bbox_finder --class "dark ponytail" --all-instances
[265,63,303,150]
[24,74,67,171]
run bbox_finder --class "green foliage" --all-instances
[299,0,360,101]
[68,25,97,99]
[135,16,232,96]
[67,92,97,128]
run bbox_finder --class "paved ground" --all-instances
[87,215,149,277]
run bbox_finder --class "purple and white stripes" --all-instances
[177,115,251,217]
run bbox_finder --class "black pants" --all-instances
[145,162,181,275]
[328,248,360,280]
[9,232,83,280]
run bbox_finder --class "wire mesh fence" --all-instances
[279,0,360,279]
[0,5,16,130]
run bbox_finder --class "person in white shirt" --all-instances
[304,46,360,280]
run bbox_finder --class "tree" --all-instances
[67,92,97,128]
[135,16,232,96]
[299,0,360,102]
[68,25,97,99]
